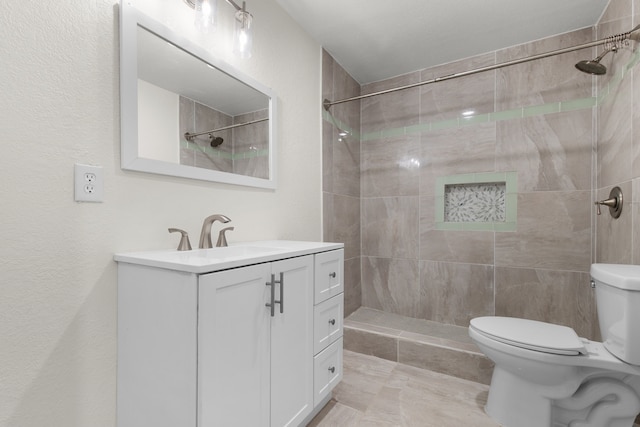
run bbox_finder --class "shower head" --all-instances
[575,46,617,75]
[209,135,224,147]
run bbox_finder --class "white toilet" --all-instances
[469,264,640,427]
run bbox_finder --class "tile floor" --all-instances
[309,350,500,427]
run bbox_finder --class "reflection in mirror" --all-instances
[120,2,277,188]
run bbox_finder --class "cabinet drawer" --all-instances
[313,294,343,355]
[314,249,344,304]
[313,337,343,407]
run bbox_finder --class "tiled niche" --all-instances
[435,172,517,231]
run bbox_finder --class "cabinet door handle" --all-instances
[329,272,336,278]
[274,272,284,314]
[265,274,275,317]
[328,366,335,374]
[328,318,336,326]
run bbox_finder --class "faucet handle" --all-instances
[594,186,623,218]
[216,226,234,247]
[168,228,192,251]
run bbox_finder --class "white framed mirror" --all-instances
[120,2,277,189]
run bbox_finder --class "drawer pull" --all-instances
[328,366,335,374]
[328,318,336,326]
[329,272,336,278]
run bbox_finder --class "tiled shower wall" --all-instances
[596,0,640,266]
[180,96,269,178]
[322,0,640,341]
[322,53,362,317]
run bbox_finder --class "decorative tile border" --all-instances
[181,140,268,159]
[322,47,640,142]
[435,172,517,232]
[356,98,597,142]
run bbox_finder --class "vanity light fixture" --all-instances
[233,3,253,58]
[193,0,216,33]
[183,0,253,58]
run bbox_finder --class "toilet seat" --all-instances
[470,316,587,356]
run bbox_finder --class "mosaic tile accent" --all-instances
[435,172,517,232]
[444,183,505,223]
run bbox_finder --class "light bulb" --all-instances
[233,10,253,59]
[195,0,217,33]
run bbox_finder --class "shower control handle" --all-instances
[595,186,623,218]
[595,198,616,215]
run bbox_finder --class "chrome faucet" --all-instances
[198,214,231,249]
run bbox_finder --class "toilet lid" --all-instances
[470,316,587,356]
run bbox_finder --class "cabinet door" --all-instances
[270,256,314,427]
[198,263,271,427]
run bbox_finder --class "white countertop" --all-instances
[114,240,344,274]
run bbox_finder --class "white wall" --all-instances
[0,0,322,425]
[138,80,180,163]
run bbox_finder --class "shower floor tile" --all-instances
[346,307,473,345]
[309,350,499,427]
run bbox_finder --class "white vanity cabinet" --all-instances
[198,256,313,427]
[115,242,343,427]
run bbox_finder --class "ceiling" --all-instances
[275,0,610,84]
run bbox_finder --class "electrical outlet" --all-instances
[75,164,104,202]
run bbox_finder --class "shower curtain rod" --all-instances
[323,25,640,111]
[184,117,268,141]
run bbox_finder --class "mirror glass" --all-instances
[120,2,277,188]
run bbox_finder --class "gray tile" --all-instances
[598,75,633,188]
[496,28,593,110]
[361,257,421,317]
[361,72,421,134]
[419,123,497,196]
[361,363,499,426]
[420,53,496,123]
[361,197,419,259]
[343,257,362,318]
[315,339,499,426]
[308,401,363,427]
[398,339,494,385]
[495,110,593,192]
[495,191,591,272]
[420,228,495,265]
[330,351,396,413]
[347,307,473,344]
[362,134,420,197]
[599,0,632,24]
[419,261,494,326]
[324,193,360,260]
[495,267,599,340]
[343,328,398,362]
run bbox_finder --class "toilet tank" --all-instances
[591,263,640,365]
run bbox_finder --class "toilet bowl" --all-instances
[469,264,640,427]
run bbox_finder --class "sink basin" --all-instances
[191,245,283,260]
